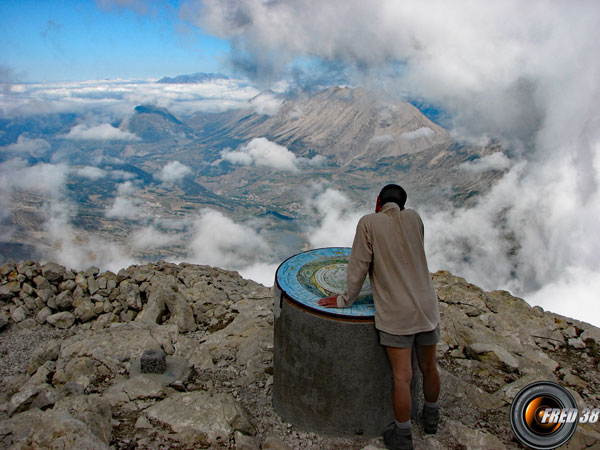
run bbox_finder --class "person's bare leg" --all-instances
[385,346,413,422]
[415,344,439,403]
[415,344,440,434]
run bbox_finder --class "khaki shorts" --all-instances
[379,324,441,348]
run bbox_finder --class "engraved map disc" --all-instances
[276,247,374,318]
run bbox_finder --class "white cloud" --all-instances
[0,158,68,195]
[304,186,369,249]
[400,127,434,140]
[63,123,140,141]
[131,226,180,250]
[45,205,137,274]
[1,135,50,156]
[76,166,107,180]
[187,208,272,270]
[249,91,283,116]
[155,161,192,183]
[460,152,512,173]
[222,137,323,172]
[106,181,142,218]
[0,78,266,118]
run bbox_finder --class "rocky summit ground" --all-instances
[0,260,599,449]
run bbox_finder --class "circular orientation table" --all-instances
[273,247,415,437]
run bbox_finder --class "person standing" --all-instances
[318,184,440,450]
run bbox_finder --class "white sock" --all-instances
[424,400,440,409]
[395,420,412,430]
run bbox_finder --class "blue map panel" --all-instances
[276,247,375,318]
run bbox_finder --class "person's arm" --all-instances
[320,218,372,309]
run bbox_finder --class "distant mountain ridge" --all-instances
[157,72,230,84]
[187,86,452,165]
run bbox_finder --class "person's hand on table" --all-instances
[317,295,339,308]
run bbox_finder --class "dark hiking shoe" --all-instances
[423,405,440,434]
[383,426,413,450]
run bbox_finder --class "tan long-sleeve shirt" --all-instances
[337,202,439,335]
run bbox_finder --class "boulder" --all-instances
[11,305,28,323]
[55,291,74,311]
[144,391,254,445]
[0,311,8,330]
[0,281,21,300]
[465,343,520,371]
[137,276,195,332]
[36,306,52,324]
[41,262,66,282]
[47,311,75,329]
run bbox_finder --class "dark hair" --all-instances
[379,184,407,210]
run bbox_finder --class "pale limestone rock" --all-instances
[0,408,110,449]
[175,335,215,370]
[235,431,260,450]
[262,436,293,450]
[144,391,253,445]
[465,343,519,371]
[443,420,504,449]
[73,297,97,322]
[47,311,75,329]
[137,275,195,332]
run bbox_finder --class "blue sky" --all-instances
[0,0,229,81]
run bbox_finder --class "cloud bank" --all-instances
[63,123,140,141]
[221,137,324,172]
[155,161,193,184]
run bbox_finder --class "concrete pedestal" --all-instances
[273,285,422,437]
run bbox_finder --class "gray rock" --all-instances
[36,306,52,324]
[465,343,520,371]
[59,279,76,292]
[0,261,16,277]
[28,340,61,375]
[235,431,260,450]
[84,266,100,277]
[75,272,88,290]
[119,279,142,311]
[47,311,75,329]
[63,269,76,280]
[0,408,111,449]
[8,384,57,416]
[55,290,74,310]
[21,282,35,296]
[262,436,293,450]
[0,311,8,330]
[42,262,66,282]
[144,391,253,445]
[137,276,195,332]
[87,276,99,295]
[11,305,28,323]
[74,297,97,322]
[36,288,54,303]
[0,281,20,300]
[33,275,51,290]
[568,337,586,349]
[59,381,86,398]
